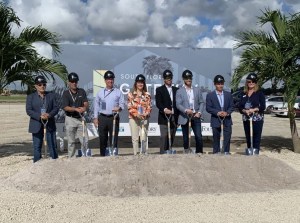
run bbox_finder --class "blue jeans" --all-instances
[32,127,58,162]
[181,117,203,153]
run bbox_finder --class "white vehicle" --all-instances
[265,96,284,114]
[271,97,300,117]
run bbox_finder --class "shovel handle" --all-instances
[41,118,48,147]
[43,126,47,146]
[249,117,253,149]
[165,114,172,150]
[188,115,192,150]
[41,118,48,158]
[111,112,118,148]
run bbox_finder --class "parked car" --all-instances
[265,96,284,114]
[232,90,243,111]
[296,103,300,117]
[295,103,300,117]
[271,97,300,117]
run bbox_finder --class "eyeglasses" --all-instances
[37,83,46,87]
[215,82,224,85]
[69,81,78,83]
[246,81,255,84]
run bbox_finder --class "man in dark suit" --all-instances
[206,75,234,154]
[26,76,59,162]
[176,70,204,154]
[155,70,179,154]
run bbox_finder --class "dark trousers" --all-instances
[212,125,232,153]
[159,120,177,154]
[32,127,58,162]
[98,115,119,156]
[181,118,203,153]
[243,120,263,151]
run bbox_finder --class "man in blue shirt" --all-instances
[206,75,234,154]
[93,71,124,156]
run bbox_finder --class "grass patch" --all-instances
[0,94,26,103]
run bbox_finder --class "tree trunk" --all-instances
[288,103,300,153]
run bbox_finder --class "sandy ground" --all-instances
[0,103,300,223]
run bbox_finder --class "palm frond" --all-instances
[234,30,275,49]
[257,8,287,41]
[19,25,61,56]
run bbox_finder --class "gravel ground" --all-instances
[0,104,300,223]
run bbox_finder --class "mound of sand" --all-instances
[4,154,300,197]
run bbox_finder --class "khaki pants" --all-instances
[65,116,88,157]
[129,118,149,155]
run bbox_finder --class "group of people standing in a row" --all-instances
[26,70,265,162]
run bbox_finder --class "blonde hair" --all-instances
[244,82,259,93]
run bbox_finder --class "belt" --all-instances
[66,115,81,119]
[99,113,113,117]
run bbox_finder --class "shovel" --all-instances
[140,119,147,155]
[41,118,48,158]
[245,115,259,155]
[165,114,176,154]
[111,112,119,156]
[106,112,119,156]
[218,115,225,154]
[78,112,91,157]
[184,114,194,154]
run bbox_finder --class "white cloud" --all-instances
[155,0,167,9]
[86,0,148,42]
[175,16,200,29]
[32,42,53,59]
[212,25,225,35]
[5,0,295,70]
[9,0,89,41]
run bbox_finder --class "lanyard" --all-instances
[69,90,78,104]
[104,88,114,98]
[40,95,46,109]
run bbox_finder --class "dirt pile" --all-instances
[3,154,300,197]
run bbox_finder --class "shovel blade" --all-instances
[112,147,118,156]
[86,148,92,157]
[245,148,259,155]
[165,149,176,154]
[245,148,253,155]
[105,147,113,156]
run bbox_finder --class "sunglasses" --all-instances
[37,83,46,87]
[69,81,78,83]
[246,81,255,84]
[215,82,224,85]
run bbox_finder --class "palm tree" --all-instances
[0,2,68,94]
[232,9,300,153]
[143,55,173,78]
